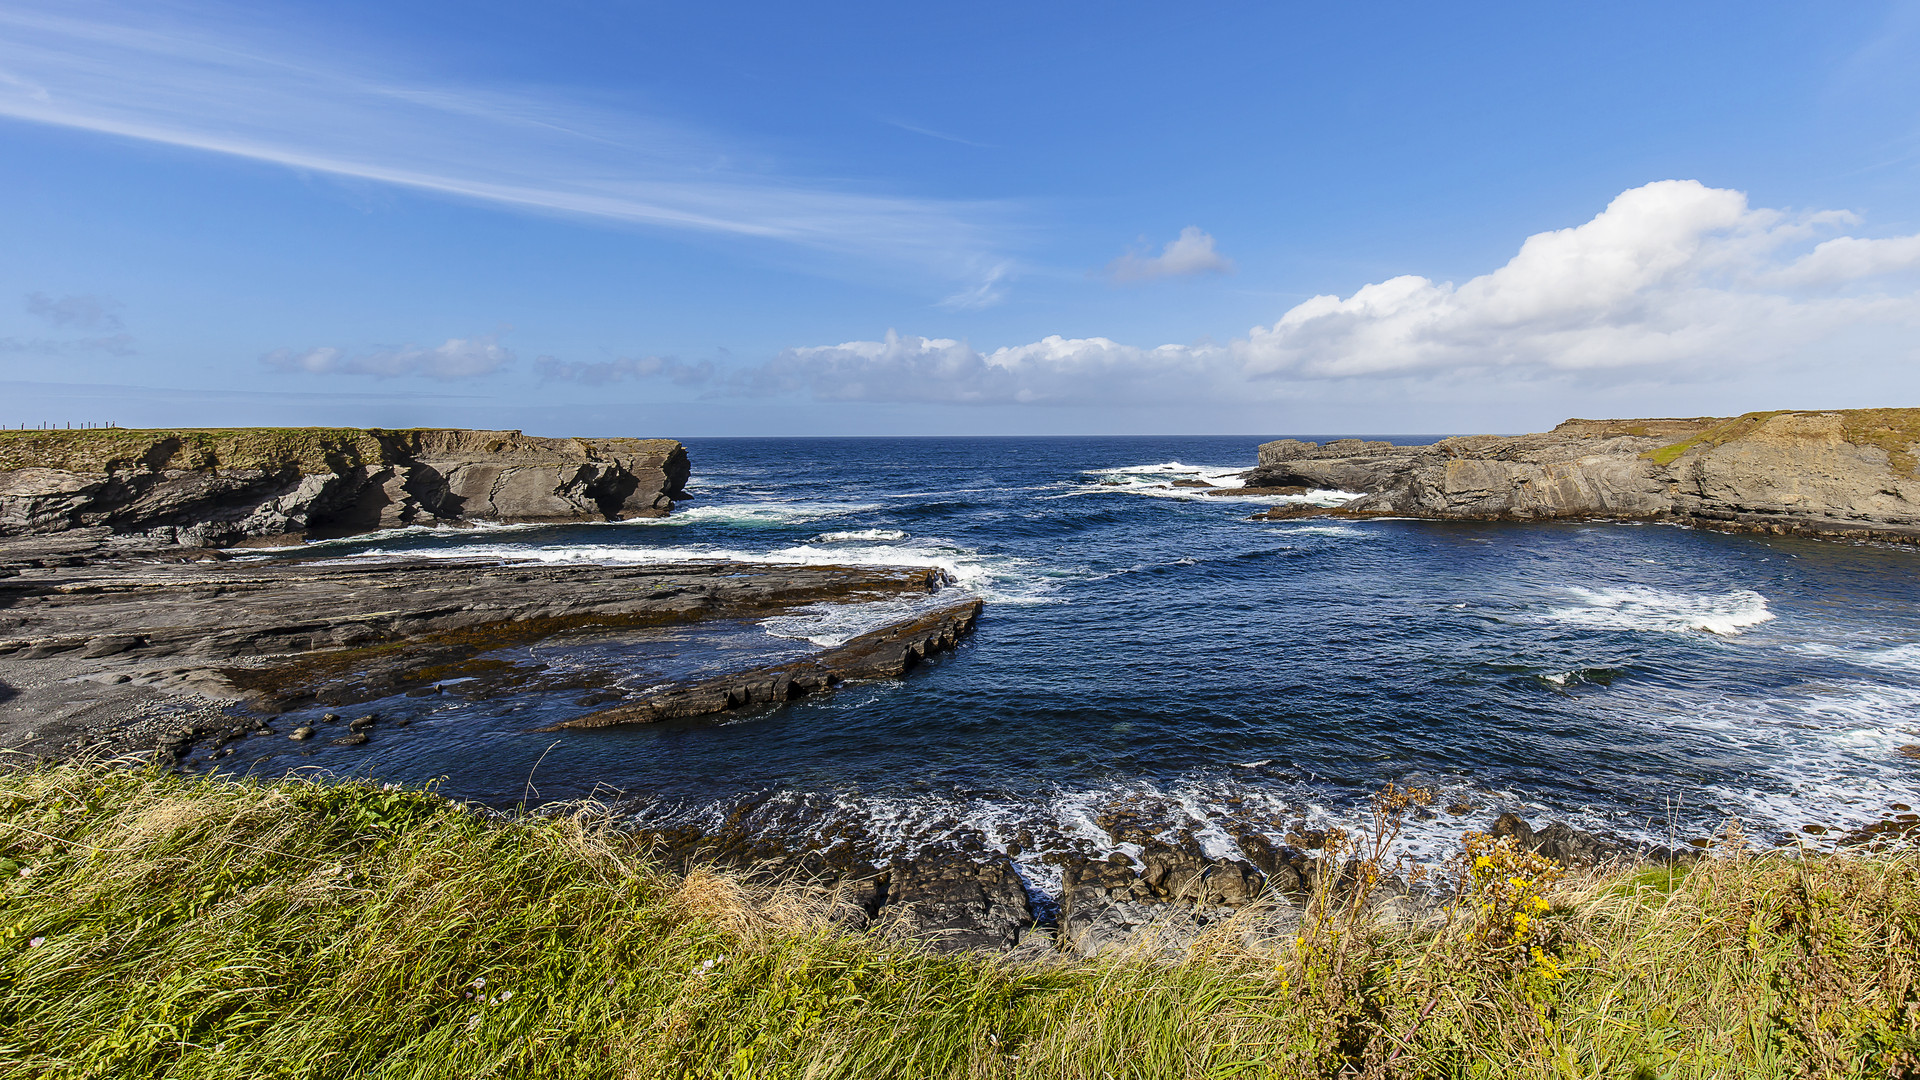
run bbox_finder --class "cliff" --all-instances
[1248,409,1920,542]
[0,427,689,547]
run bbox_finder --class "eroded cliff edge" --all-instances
[1248,409,1920,543]
[0,427,690,547]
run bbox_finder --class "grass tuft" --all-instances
[3,765,1918,1078]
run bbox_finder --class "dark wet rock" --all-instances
[1138,840,1264,906]
[1225,830,1305,896]
[1489,813,1649,868]
[0,549,964,762]
[885,846,1031,952]
[348,714,377,731]
[0,428,690,548]
[552,599,982,729]
[330,732,369,746]
[1489,812,1535,848]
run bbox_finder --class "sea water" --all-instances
[213,436,1920,874]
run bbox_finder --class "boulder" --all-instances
[885,846,1032,952]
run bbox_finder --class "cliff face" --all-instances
[1248,410,1920,542]
[0,428,689,547]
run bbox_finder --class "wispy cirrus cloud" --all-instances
[263,335,513,380]
[732,181,1920,405]
[0,2,1018,297]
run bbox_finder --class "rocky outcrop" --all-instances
[0,541,958,761]
[0,427,689,547]
[1248,410,1920,542]
[553,599,981,729]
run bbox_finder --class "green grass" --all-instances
[3,765,1918,1079]
[0,428,405,475]
[1642,408,1920,475]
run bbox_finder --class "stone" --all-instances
[0,549,965,761]
[289,726,314,741]
[330,732,369,746]
[1244,410,1920,544]
[348,714,376,731]
[0,428,691,548]
[884,846,1031,952]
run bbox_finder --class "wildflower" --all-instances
[468,977,486,989]
[28,936,45,948]
[17,867,30,878]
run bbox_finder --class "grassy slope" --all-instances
[0,429,397,475]
[1644,408,1920,476]
[2,766,1917,1079]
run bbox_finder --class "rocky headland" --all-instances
[0,427,980,769]
[1245,408,1920,542]
[0,427,689,548]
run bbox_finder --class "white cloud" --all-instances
[752,330,1221,405]
[0,2,1015,299]
[263,336,513,380]
[1107,227,1234,282]
[534,354,713,386]
[1232,180,1920,377]
[732,181,1920,405]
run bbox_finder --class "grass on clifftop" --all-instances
[1643,408,1920,475]
[0,428,395,475]
[3,765,1918,1079]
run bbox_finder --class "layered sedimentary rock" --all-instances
[0,542,959,761]
[553,599,982,729]
[0,427,689,547]
[1248,409,1920,542]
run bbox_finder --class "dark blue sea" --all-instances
[212,436,1920,876]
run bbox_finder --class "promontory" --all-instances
[1247,408,1920,543]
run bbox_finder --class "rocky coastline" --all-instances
[4,420,1914,959]
[0,427,689,548]
[1243,409,1920,543]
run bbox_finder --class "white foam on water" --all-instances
[1065,461,1363,506]
[1270,523,1375,537]
[812,529,911,543]
[614,501,880,528]
[1541,585,1776,636]
[346,532,1074,606]
[761,594,959,647]
[1793,642,1920,674]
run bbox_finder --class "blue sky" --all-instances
[3,1,1919,436]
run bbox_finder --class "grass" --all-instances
[3,765,1919,1079]
[0,428,400,475]
[1642,408,1920,475]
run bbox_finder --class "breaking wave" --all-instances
[1542,585,1776,636]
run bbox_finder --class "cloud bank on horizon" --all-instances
[739,180,1920,405]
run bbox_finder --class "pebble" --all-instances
[289,726,314,741]
[331,732,370,746]
[349,714,377,731]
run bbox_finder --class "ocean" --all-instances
[208,435,1920,881]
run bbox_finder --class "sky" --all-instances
[2,1,1919,437]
